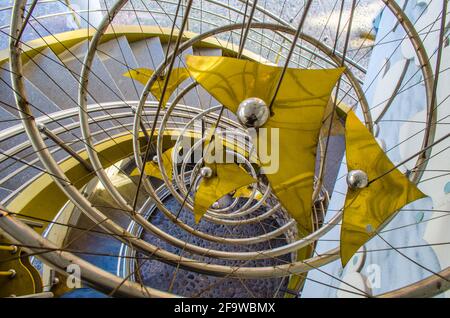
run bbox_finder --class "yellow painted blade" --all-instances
[186,55,344,235]
[123,68,190,107]
[123,68,154,85]
[341,111,426,266]
[232,185,263,201]
[130,147,174,180]
[194,163,256,223]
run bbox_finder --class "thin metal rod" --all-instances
[423,0,448,157]
[238,0,259,57]
[37,123,94,172]
[370,132,450,184]
[164,0,183,67]
[132,0,194,211]
[332,0,346,56]
[318,0,358,196]
[171,0,261,221]
[130,106,151,142]
[268,0,312,112]
[0,148,71,184]
[238,0,251,52]
[14,0,38,46]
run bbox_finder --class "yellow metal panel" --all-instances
[194,163,256,223]
[186,55,343,296]
[194,131,257,222]
[232,185,263,201]
[186,55,344,235]
[341,111,426,266]
[130,147,174,180]
[123,68,190,107]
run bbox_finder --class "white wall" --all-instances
[302,0,450,298]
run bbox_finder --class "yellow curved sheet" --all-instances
[194,163,256,223]
[123,68,189,107]
[341,111,426,266]
[186,55,344,235]
[320,99,346,138]
[232,185,263,201]
[130,147,174,180]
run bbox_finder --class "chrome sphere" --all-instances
[36,122,46,132]
[212,202,220,209]
[346,170,369,189]
[200,166,213,178]
[237,97,270,128]
[152,155,158,163]
[211,195,233,210]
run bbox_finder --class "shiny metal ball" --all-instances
[200,166,213,178]
[212,202,220,209]
[236,97,270,128]
[36,122,46,132]
[212,195,233,210]
[346,170,369,189]
[152,155,158,163]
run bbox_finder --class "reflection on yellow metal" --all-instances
[341,111,426,266]
[130,147,174,180]
[186,55,344,235]
[123,68,189,107]
[232,185,263,201]
[194,163,256,223]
